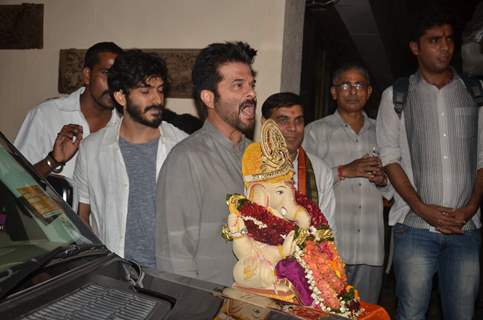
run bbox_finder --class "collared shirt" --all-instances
[73,118,187,258]
[156,121,250,287]
[376,73,483,229]
[14,87,119,178]
[303,111,392,266]
[293,149,337,233]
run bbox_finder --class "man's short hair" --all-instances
[261,92,303,119]
[83,42,123,69]
[410,7,455,42]
[192,42,257,117]
[332,63,371,85]
[108,49,169,113]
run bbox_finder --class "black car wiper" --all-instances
[0,243,108,300]
[49,243,109,261]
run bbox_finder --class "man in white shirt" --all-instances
[15,42,123,178]
[261,92,336,232]
[74,50,187,267]
[377,10,481,319]
[304,64,391,304]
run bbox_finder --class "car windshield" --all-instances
[0,132,99,273]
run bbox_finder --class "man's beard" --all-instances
[126,99,164,128]
[217,98,256,136]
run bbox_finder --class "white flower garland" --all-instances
[241,215,268,228]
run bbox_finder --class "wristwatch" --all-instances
[45,152,64,174]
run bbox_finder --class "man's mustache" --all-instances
[346,98,360,103]
[240,99,256,110]
[144,104,164,113]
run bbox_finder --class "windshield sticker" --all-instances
[17,185,64,222]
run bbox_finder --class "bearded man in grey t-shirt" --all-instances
[74,50,187,266]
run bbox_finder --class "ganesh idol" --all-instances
[221,120,389,319]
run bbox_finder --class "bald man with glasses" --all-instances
[303,63,392,304]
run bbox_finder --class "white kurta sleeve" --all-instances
[14,109,52,165]
[73,142,90,206]
[304,122,342,184]
[318,164,337,234]
[376,87,402,167]
[304,123,329,160]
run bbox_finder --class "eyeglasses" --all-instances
[334,82,369,91]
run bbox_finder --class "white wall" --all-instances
[0,0,287,140]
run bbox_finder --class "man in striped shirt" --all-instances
[376,10,482,320]
[304,64,391,304]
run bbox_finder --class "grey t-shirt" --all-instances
[119,136,159,267]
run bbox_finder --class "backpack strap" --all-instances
[392,77,409,118]
[459,73,483,107]
[391,74,483,117]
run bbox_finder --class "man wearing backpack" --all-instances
[376,9,482,320]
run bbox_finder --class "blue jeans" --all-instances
[393,224,480,320]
